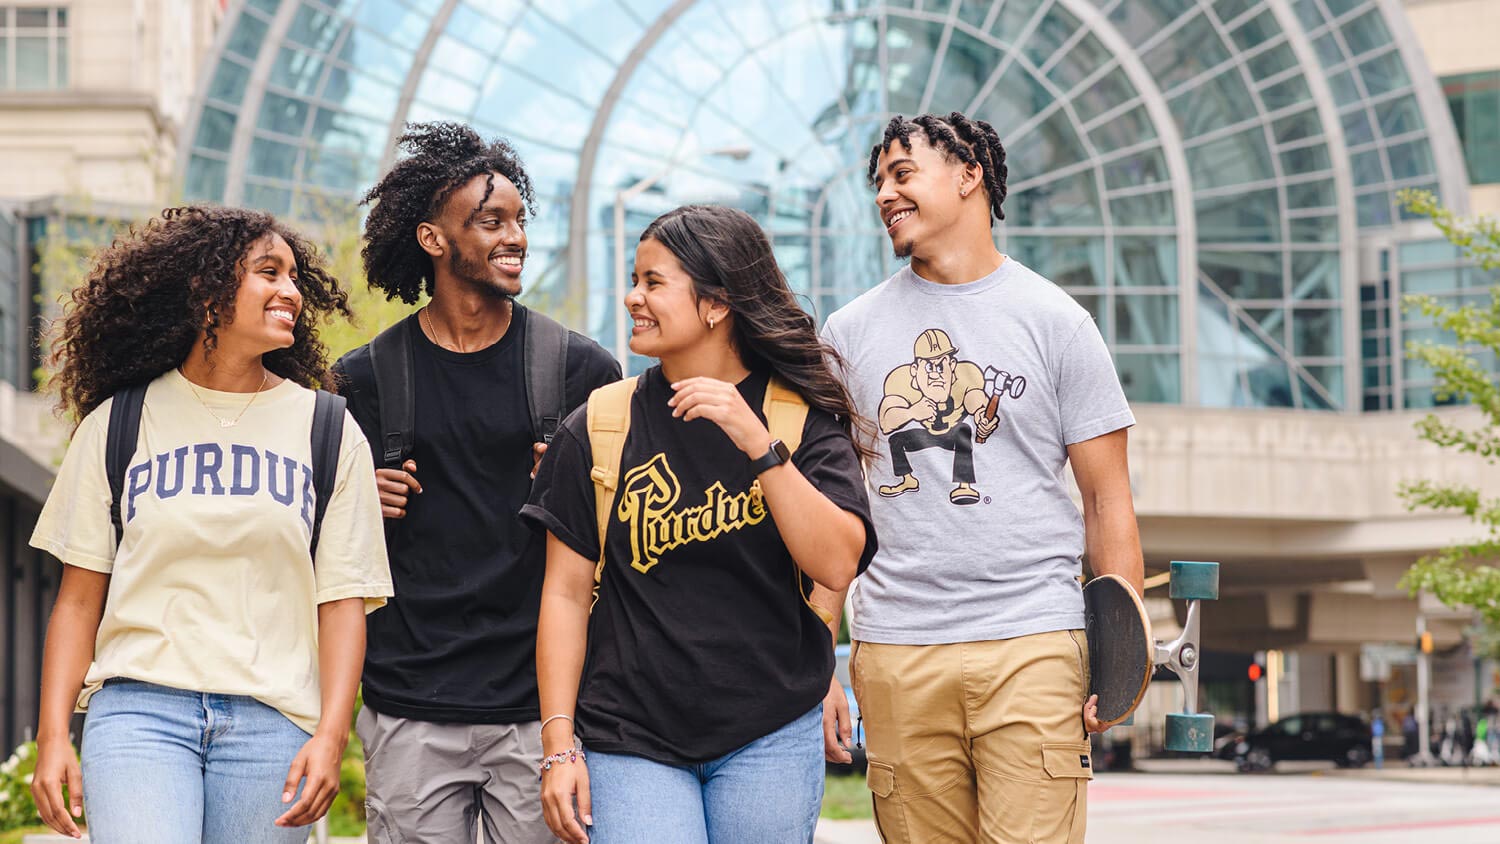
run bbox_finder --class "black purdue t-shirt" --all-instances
[334,306,620,724]
[520,366,876,764]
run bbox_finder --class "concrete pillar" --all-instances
[1335,650,1363,714]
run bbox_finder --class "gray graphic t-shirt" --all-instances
[823,259,1134,644]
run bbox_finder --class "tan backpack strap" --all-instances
[759,377,831,625]
[762,375,809,455]
[586,377,637,597]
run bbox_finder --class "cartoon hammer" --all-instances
[977,366,1026,443]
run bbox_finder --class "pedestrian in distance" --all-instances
[525,204,877,844]
[1371,708,1386,769]
[333,122,619,843]
[30,205,392,842]
[818,111,1144,844]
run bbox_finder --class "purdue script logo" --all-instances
[616,453,769,573]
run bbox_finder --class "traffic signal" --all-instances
[1418,631,1434,654]
[1248,662,1263,682]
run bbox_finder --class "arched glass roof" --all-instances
[182,0,1470,410]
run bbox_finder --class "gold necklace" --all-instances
[420,306,450,350]
[421,305,506,352]
[180,368,269,428]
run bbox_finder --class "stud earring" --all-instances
[708,317,717,329]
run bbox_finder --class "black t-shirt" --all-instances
[519,366,876,764]
[334,306,621,724]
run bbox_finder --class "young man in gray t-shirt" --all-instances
[816,112,1144,844]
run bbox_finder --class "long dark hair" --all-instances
[49,205,351,424]
[640,205,874,461]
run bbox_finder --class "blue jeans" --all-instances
[584,705,823,844]
[80,679,311,844]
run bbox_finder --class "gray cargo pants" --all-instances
[357,707,553,844]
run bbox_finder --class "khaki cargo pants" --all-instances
[852,631,1092,844]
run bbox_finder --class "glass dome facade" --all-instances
[181,0,1471,410]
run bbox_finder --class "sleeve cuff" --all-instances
[1063,409,1136,446]
[518,504,598,563]
[315,582,394,614]
[30,537,114,574]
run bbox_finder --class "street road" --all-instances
[816,765,1500,843]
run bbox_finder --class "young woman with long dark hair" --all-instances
[28,206,392,842]
[523,205,876,843]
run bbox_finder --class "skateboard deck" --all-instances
[1084,574,1153,727]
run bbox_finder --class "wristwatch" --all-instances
[749,439,791,475]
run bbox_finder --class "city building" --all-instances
[0,0,222,752]
[3,0,1498,752]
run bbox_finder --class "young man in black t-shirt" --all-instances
[334,123,619,843]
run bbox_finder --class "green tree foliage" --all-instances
[1396,189,1500,643]
[33,199,412,389]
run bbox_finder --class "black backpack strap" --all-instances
[523,308,570,444]
[309,389,347,560]
[368,318,414,468]
[106,383,149,547]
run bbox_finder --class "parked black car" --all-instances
[1215,712,1373,772]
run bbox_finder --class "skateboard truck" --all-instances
[1157,560,1219,753]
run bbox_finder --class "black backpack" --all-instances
[105,383,346,559]
[365,306,570,469]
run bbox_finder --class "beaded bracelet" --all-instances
[539,748,586,777]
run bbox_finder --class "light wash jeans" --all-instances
[80,679,311,844]
[584,705,824,844]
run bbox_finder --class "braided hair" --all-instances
[866,112,1009,224]
[361,122,537,304]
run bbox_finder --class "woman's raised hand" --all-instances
[668,377,772,458]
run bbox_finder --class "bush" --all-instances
[0,743,43,831]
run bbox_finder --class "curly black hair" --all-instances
[49,205,352,425]
[360,122,538,304]
[867,112,1009,224]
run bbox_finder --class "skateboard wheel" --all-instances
[1164,713,1215,753]
[1169,561,1220,601]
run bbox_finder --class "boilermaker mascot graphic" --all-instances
[877,328,1027,505]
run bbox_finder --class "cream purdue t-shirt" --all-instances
[30,369,392,734]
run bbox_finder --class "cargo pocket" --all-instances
[866,761,910,844]
[1037,742,1092,844]
[364,797,405,844]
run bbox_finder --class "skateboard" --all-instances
[1084,560,1220,752]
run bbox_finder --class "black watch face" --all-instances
[772,439,791,462]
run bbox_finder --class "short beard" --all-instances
[449,243,519,301]
[893,238,913,259]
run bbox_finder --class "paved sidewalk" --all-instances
[1132,755,1500,785]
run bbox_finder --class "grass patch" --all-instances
[821,773,872,819]
[0,827,54,844]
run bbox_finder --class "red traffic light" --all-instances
[1248,663,1263,682]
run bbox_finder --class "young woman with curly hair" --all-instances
[524,205,876,844]
[28,206,393,843]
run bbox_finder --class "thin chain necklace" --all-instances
[179,367,269,428]
[419,306,452,351]
[421,304,507,352]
